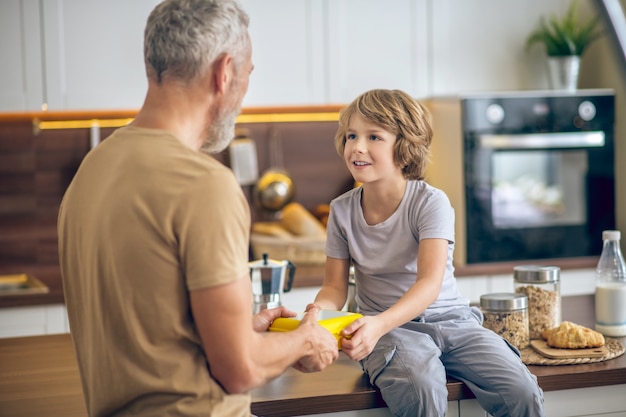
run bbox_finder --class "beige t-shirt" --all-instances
[58,126,251,417]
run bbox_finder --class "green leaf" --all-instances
[525,0,602,57]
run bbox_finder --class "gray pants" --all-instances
[360,306,545,417]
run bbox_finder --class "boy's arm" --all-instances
[370,237,447,332]
[339,238,448,361]
[308,257,350,311]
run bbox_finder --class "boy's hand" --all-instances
[339,316,384,361]
[304,302,320,313]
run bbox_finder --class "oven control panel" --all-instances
[461,90,614,133]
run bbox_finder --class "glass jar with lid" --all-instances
[480,292,529,349]
[513,265,561,340]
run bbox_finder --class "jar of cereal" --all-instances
[513,265,561,340]
[480,292,529,349]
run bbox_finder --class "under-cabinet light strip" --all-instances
[36,118,135,130]
[236,112,340,123]
[33,111,340,132]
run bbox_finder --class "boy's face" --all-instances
[343,114,404,186]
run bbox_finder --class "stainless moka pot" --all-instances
[249,253,296,313]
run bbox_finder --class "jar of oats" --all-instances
[480,293,529,349]
[513,265,561,340]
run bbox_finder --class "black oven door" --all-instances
[464,131,614,264]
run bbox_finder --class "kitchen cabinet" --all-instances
[243,0,576,103]
[430,1,533,94]
[238,0,326,106]
[542,385,626,417]
[2,0,328,110]
[184,0,428,106]
[0,0,44,111]
[1,0,586,111]
[324,0,429,102]
[242,0,577,102]
[0,304,69,338]
[459,386,626,417]
[0,0,158,111]
[264,370,626,417]
[40,0,159,110]
[428,0,577,95]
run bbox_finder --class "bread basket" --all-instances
[250,233,326,265]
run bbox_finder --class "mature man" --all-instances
[57,1,338,416]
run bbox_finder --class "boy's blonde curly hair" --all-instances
[334,89,433,181]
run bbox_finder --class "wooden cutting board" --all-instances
[530,339,609,359]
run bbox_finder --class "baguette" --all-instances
[280,202,327,238]
[252,222,294,238]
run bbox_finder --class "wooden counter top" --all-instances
[0,295,624,417]
[0,256,598,308]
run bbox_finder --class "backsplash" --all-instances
[0,112,353,306]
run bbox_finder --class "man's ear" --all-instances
[213,53,233,95]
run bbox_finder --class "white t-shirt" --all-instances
[326,180,468,317]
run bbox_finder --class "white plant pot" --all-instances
[546,56,580,92]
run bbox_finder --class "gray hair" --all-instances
[144,0,249,83]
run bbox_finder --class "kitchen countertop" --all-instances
[0,257,598,309]
[0,295,623,417]
[0,265,66,308]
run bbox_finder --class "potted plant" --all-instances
[526,1,603,91]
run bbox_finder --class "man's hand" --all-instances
[292,306,339,372]
[252,306,297,332]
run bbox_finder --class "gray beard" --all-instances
[201,111,237,154]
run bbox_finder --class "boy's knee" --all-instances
[380,377,448,417]
[499,382,544,417]
[514,386,544,416]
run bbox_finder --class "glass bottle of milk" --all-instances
[595,230,626,337]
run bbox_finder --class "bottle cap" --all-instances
[480,293,527,311]
[603,230,621,241]
[513,265,560,283]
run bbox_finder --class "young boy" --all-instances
[307,89,545,417]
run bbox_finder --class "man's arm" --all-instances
[190,275,338,394]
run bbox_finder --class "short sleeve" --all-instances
[177,169,250,290]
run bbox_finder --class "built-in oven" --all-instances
[425,90,615,266]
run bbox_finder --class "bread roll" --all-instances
[252,222,294,238]
[280,202,327,238]
[541,321,605,349]
[313,204,331,227]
